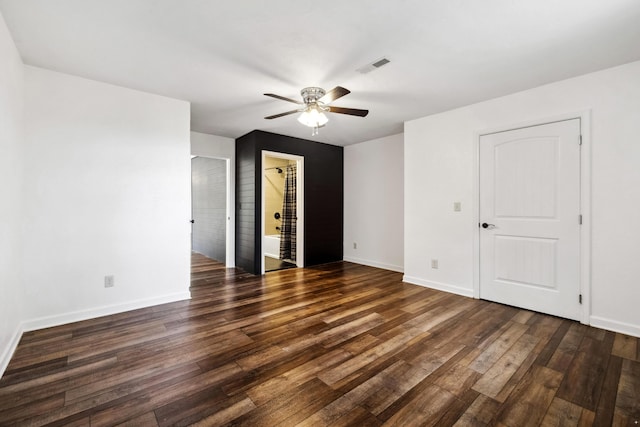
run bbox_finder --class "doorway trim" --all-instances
[261,150,305,274]
[472,110,592,325]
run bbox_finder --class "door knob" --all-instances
[190,219,195,224]
[481,222,495,229]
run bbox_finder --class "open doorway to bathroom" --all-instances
[262,151,304,273]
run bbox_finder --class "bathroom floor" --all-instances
[265,256,296,272]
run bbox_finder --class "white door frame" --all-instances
[261,150,305,274]
[472,111,592,325]
[190,155,234,268]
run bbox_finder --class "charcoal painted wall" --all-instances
[236,130,343,274]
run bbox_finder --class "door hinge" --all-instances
[579,294,583,304]
[579,135,583,145]
[579,214,583,225]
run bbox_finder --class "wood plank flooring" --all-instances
[1,253,638,426]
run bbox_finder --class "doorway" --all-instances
[262,151,304,274]
[478,119,582,320]
[191,156,230,265]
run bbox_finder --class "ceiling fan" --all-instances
[264,86,369,135]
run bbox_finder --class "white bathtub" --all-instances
[264,234,280,259]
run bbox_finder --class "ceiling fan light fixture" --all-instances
[297,105,328,128]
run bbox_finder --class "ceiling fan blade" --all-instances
[265,109,300,120]
[319,86,350,104]
[264,93,303,104]
[328,106,369,117]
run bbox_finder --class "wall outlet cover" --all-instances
[104,275,115,288]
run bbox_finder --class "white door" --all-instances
[479,119,581,320]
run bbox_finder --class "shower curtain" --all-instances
[279,164,296,262]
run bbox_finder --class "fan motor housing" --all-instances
[300,87,325,104]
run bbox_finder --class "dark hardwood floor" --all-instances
[0,253,638,426]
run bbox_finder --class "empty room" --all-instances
[0,1,639,426]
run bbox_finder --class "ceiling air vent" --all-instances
[356,57,391,74]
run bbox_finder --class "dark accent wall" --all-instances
[191,157,226,262]
[235,130,343,274]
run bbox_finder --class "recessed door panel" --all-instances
[494,235,557,289]
[494,137,558,219]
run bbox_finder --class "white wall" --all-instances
[405,60,640,337]
[191,131,235,160]
[190,131,235,267]
[0,11,25,375]
[21,66,192,329]
[344,133,404,272]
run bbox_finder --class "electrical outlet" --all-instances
[431,259,439,269]
[353,242,357,249]
[104,275,115,288]
[454,202,461,212]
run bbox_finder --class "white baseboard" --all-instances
[343,256,404,273]
[21,292,191,333]
[402,275,474,298]
[0,323,25,379]
[590,316,640,338]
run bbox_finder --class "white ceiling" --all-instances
[2,0,640,146]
